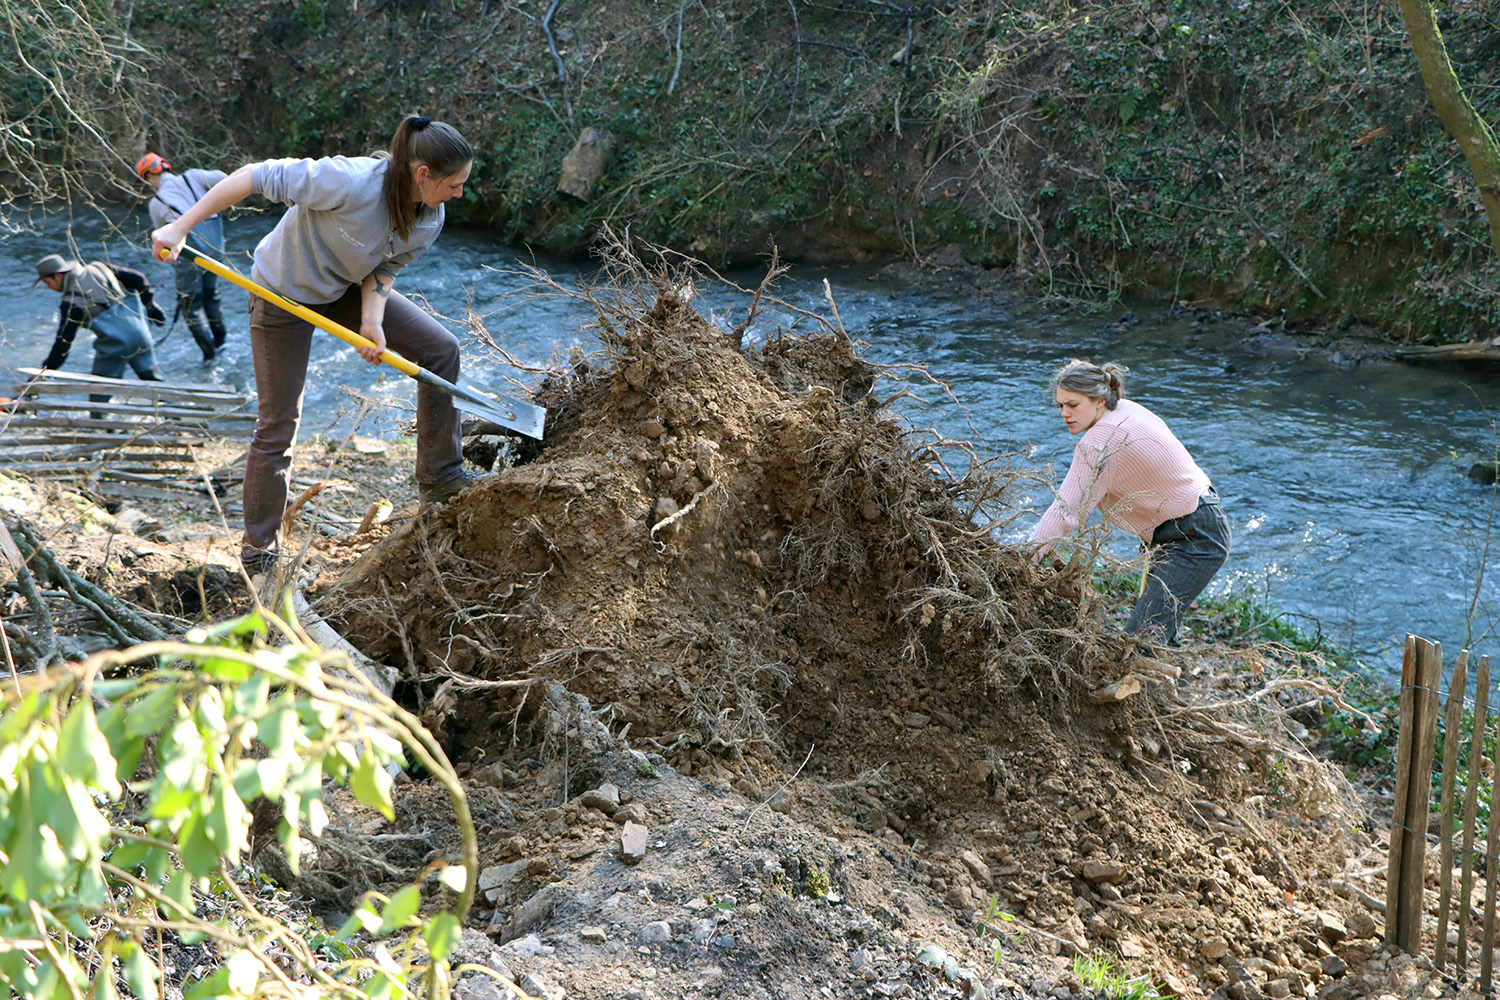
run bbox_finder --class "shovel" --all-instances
[165,244,546,439]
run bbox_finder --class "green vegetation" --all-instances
[0,601,493,1000]
[11,1,1500,340]
[1075,951,1172,1000]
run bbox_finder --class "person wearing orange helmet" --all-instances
[137,152,231,363]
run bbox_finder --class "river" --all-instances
[3,202,1498,681]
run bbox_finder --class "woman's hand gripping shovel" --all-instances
[163,244,546,439]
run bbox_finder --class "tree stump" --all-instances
[556,127,617,202]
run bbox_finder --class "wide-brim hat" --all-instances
[33,253,78,286]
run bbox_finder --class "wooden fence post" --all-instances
[1386,635,1444,953]
[1458,654,1491,971]
[1435,649,1469,970]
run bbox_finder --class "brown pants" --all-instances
[242,287,463,557]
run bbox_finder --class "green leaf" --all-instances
[162,865,197,921]
[195,655,253,682]
[123,942,159,1000]
[422,912,460,961]
[124,685,179,738]
[232,674,271,720]
[378,885,422,934]
[178,810,218,878]
[336,903,382,940]
[183,967,231,1000]
[193,687,227,739]
[206,786,249,866]
[350,751,394,821]
[108,839,150,872]
[191,609,267,646]
[256,698,299,756]
[91,953,118,1000]
[95,703,144,782]
[58,700,120,796]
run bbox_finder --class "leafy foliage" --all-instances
[0,602,485,1000]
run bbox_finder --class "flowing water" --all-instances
[4,202,1499,681]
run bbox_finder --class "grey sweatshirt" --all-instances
[249,155,444,305]
[149,169,229,256]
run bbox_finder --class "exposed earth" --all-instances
[0,249,1468,1000]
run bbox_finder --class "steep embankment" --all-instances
[131,2,1500,340]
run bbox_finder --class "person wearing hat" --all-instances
[137,153,231,363]
[34,254,166,403]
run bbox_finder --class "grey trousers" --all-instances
[1125,490,1232,647]
[242,287,464,556]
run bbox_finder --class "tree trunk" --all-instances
[1399,0,1500,261]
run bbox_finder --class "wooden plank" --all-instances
[1458,654,1491,971]
[1435,649,1470,969]
[17,366,250,398]
[1387,635,1420,945]
[11,411,255,426]
[1397,637,1443,954]
[11,396,247,415]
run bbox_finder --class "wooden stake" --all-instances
[1386,635,1419,945]
[1459,655,1491,971]
[1396,637,1443,954]
[1436,649,1469,969]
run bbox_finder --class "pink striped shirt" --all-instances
[1029,398,1211,546]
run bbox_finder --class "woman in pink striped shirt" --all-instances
[1029,359,1231,646]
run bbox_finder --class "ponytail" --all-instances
[1052,358,1128,409]
[382,114,474,240]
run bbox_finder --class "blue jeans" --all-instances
[88,296,162,405]
[1125,489,1231,646]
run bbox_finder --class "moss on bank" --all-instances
[122,0,1500,342]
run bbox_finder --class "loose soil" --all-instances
[0,250,1461,1000]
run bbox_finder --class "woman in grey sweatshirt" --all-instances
[150,114,475,572]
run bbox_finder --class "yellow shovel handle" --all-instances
[162,246,421,379]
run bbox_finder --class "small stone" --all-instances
[641,418,665,438]
[968,761,994,783]
[638,920,672,945]
[614,803,649,825]
[902,712,931,729]
[957,848,991,883]
[577,785,620,815]
[768,790,792,815]
[620,821,648,864]
[518,971,564,1000]
[1315,910,1349,943]
[476,861,525,904]
[1117,936,1145,959]
[1201,937,1230,961]
[1347,909,1379,939]
[503,934,553,957]
[690,918,716,943]
[1263,979,1291,999]
[1321,955,1348,977]
[579,925,607,942]
[713,934,735,949]
[1082,860,1127,884]
[684,896,711,911]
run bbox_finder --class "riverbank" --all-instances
[82,0,1494,345]
[1,244,1478,1000]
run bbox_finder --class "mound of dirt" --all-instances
[308,245,1391,999]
